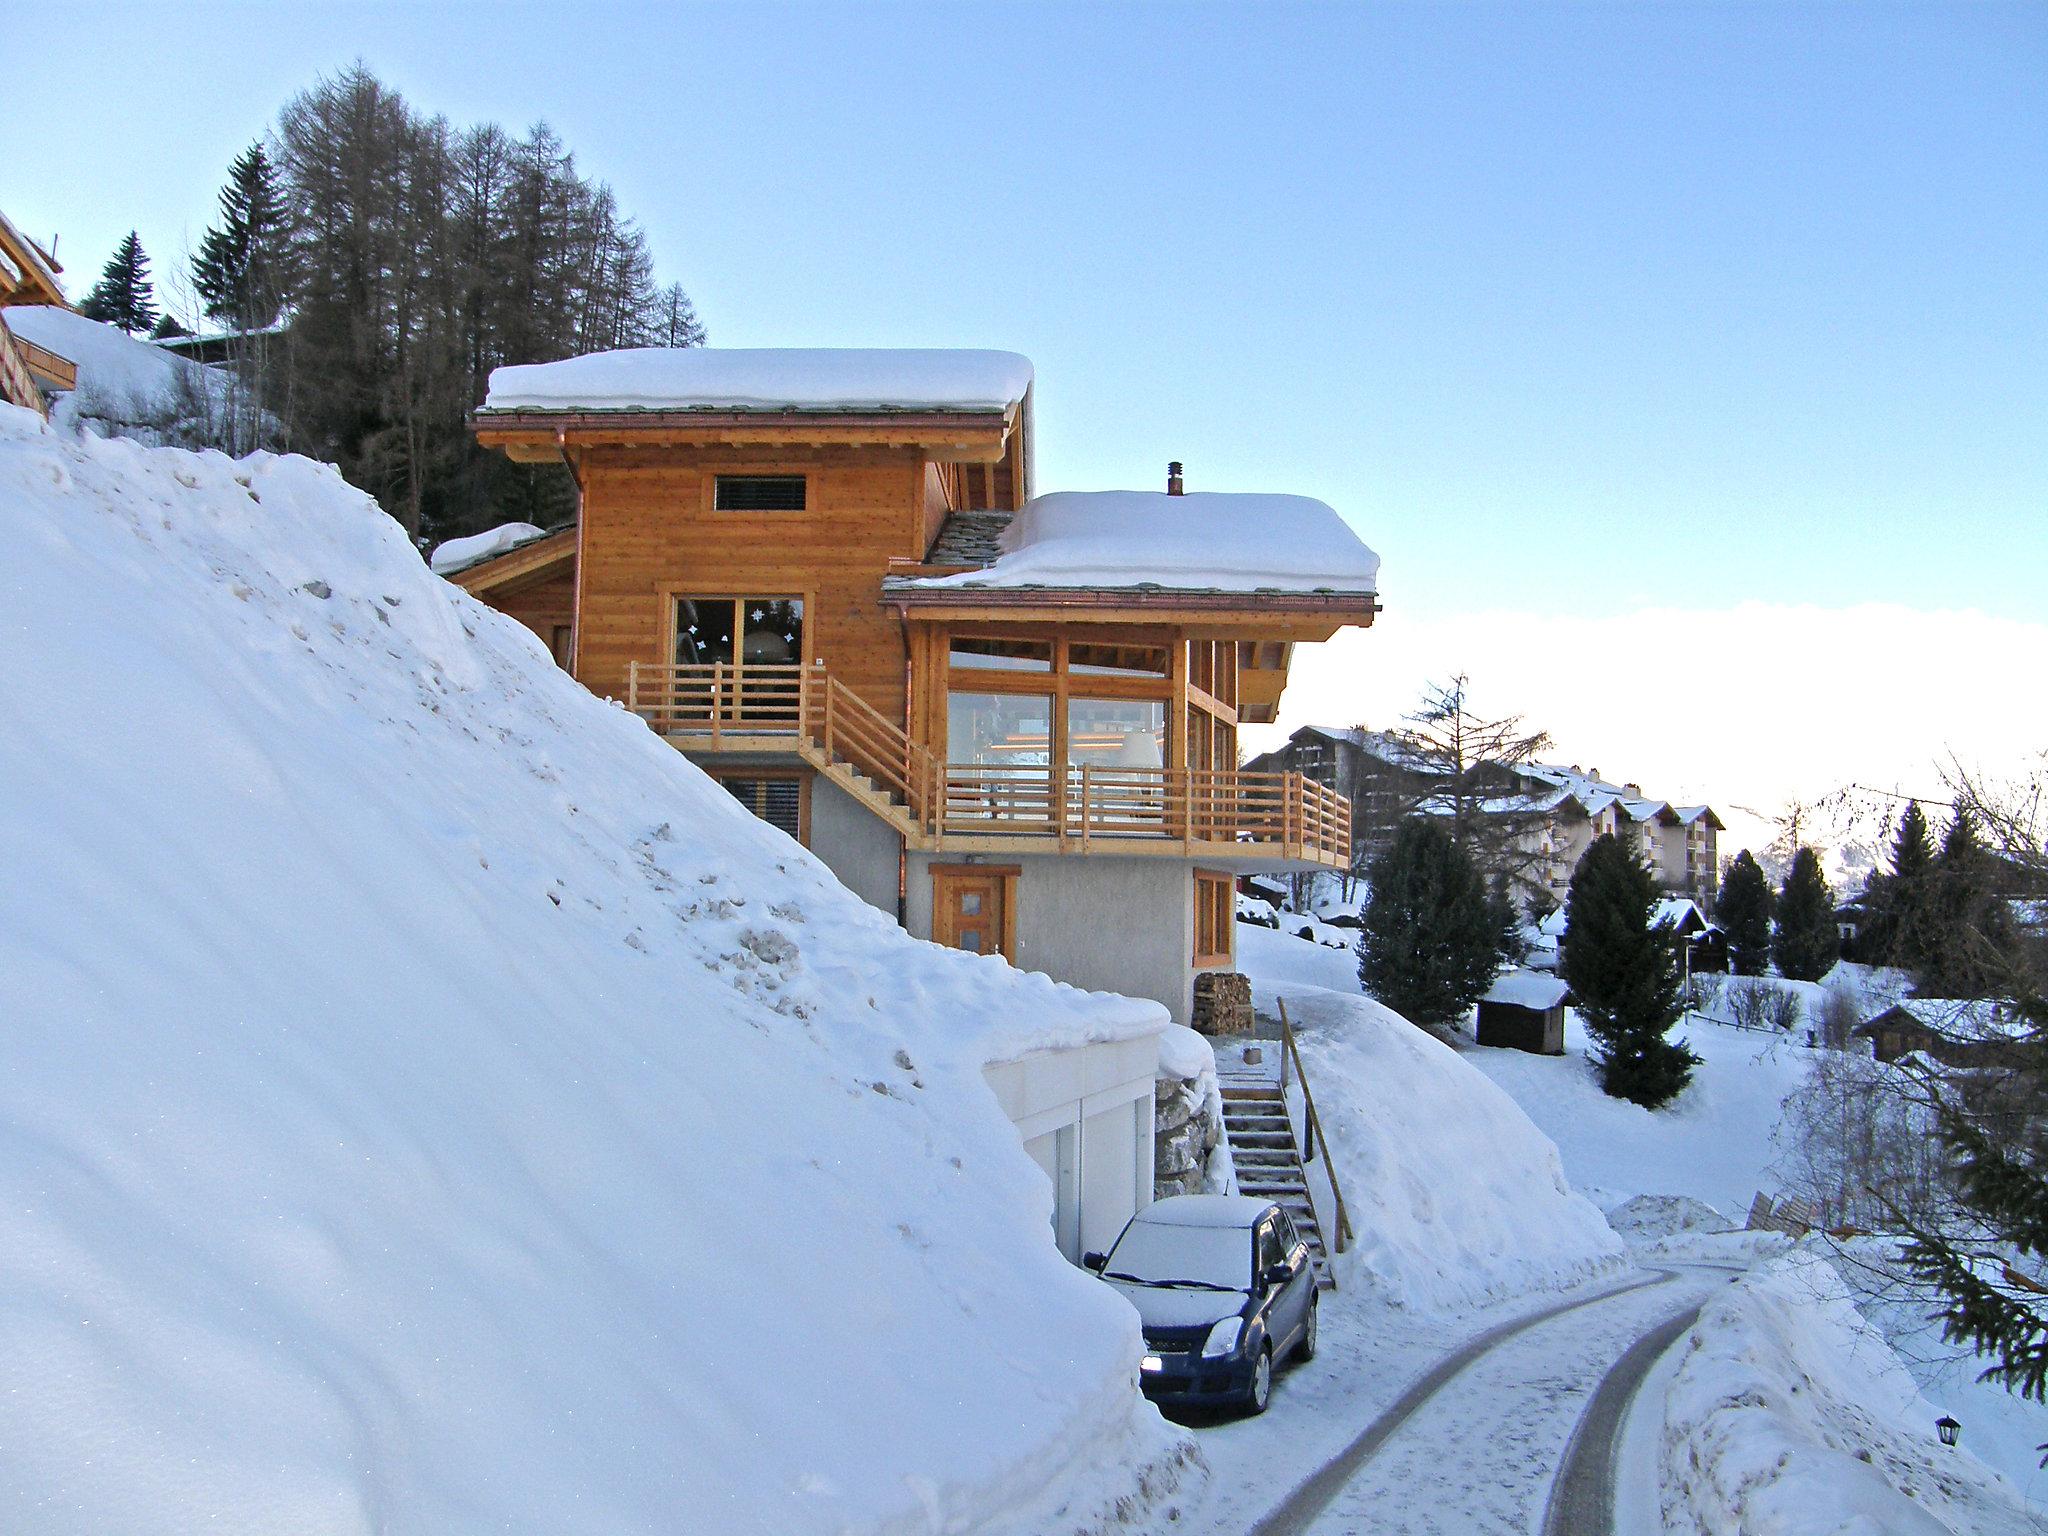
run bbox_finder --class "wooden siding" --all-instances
[493,567,575,661]
[574,446,926,720]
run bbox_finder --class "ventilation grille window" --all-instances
[715,475,808,511]
[721,777,804,842]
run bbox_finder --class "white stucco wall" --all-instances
[908,852,1208,1022]
[807,776,904,917]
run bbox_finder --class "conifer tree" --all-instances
[150,313,193,340]
[1923,807,2019,996]
[193,142,292,328]
[1358,818,1511,1033]
[1864,800,1936,969]
[1562,833,1698,1106]
[1714,848,1774,976]
[77,232,159,335]
[1773,846,1838,982]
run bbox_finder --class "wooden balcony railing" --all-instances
[625,660,1350,862]
[0,317,46,416]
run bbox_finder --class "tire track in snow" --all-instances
[1242,1268,1677,1536]
[1539,1300,1702,1536]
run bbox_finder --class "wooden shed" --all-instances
[1476,971,1570,1055]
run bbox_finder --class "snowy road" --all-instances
[1171,1263,1738,1536]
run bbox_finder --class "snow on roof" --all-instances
[429,521,551,575]
[895,489,1380,597]
[1619,797,1672,823]
[482,347,1034,414]
[1868,998,2030,1042]
[1134,1193,1276,1228]
[1482,970,1571,1010]
[1651,897,1707,931]
[0,208,63,297]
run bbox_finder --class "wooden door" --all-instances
[932,866,1015,960]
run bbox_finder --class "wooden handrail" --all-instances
[1277,997,1353,1253]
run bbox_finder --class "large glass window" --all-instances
[673,596,804,668]
[948,691,1052,770]
[950,636,1053,671]
[1068,642,1169,677]
[675,597,737,667]
[1066,696,1166,769]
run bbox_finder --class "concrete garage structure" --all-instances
[983,1032,1160,1262]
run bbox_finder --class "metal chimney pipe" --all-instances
[1167,461,1184,496]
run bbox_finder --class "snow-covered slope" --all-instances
[5,306,238,442]
[0,407,1190,1535]
[1236,925,1622,1310]
[1663,1252,2041,1536]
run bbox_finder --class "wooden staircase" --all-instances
[1222,1085,1336,1289]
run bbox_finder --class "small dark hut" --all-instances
[1476,971,1570,1055]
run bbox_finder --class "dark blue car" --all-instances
[1085,1193,1318,1415]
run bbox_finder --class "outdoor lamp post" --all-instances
[1937,1415,1961,1448]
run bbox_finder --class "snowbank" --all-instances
[429,520,549,574]
[0,405,1191,1535]
[483,347,1033,413]
[5,305,238,442]
[1238,926,1622,1311]
[903,489,1381,595]
[1662,1252,2038,1535]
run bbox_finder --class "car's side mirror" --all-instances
[1083,1251,1107,1272]
[1261,1263,1292,1290]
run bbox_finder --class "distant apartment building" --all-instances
[1246,726,1721,910]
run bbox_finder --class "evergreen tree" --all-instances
[1864,800,1937,969]
[1773,846,1838,982]
[1923,807,2019,996]
[1358,818,1511,1033]
[1562,833,1698,1107]
[193,142,293,328]
[1714,849,1774,975]
[151,313,192,340]
[77,232,158,335]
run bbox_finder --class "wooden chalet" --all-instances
[0,209,73,417]
[462,347,1379,1022]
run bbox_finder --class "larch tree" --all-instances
[1773,846,1838,982]
[1714,848,1775,976]
[77,232,159,335]
[1562,833,1698,1107]
[1398,676,1555,909]
[1357,818,1512,1035]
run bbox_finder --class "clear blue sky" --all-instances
[14,1,2046,628]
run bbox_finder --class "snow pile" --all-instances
[1662,1252,2039,1536]
[483,347,1033,413]
[5,305,238,442]
[0,405,1194,1535]
[429,520,550,574]
[1605,1193,1733,1240]
[1237,926,1623,1311]
[903,490,1381,595]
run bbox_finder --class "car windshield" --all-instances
[1104,1217,1250,1291]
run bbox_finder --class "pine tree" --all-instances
[193,142,292,328]
[1562,833,1697,1107]
[1923,807,2019,996]
[1864,800,1937,969]
[1714,849,1774,976]
[1773,846,1838,982]
[151,313,192,340]
[77,232,159,335]
[1358,818,1512,1033]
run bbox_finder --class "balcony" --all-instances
[626,661,1350,867]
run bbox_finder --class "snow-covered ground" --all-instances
[5,305,242,443]
[1663,1250,2046,1534]
[0,407,1195,1535]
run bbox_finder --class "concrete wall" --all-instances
[984,1033,1159,1262]
[908,852,1203,1022]
[807,776,903,918]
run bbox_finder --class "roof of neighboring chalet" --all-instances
[480,347,1033,415]
[887,489,1379,602]
[431,522,578,590]
[0,209,65,308]
[1482,970,1571,1010]
[1651,897,1711,934]
[1858,998,2031,1043]
[430,522,555,576]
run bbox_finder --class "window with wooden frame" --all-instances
[713,773,809,844]
[1194,869,1234,966]
[713,474,807,512]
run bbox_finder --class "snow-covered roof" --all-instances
[1482,970,1570,1010]
[1651,897,1707,932]
[892,489,1379,598]
[481,347,1034,414]
[2,306,239,432]
[0,209,63,300]
[429,522,552,575]
[1865,998,2030,1043]
[1133,1193,1275,1228]
[1619,797,1673,823]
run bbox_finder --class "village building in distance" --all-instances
[445,347,1381,1029]
[1246,724,1722,911]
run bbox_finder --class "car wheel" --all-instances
[1296,1293,1319,1362]
[1244,1346,1273,1415]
